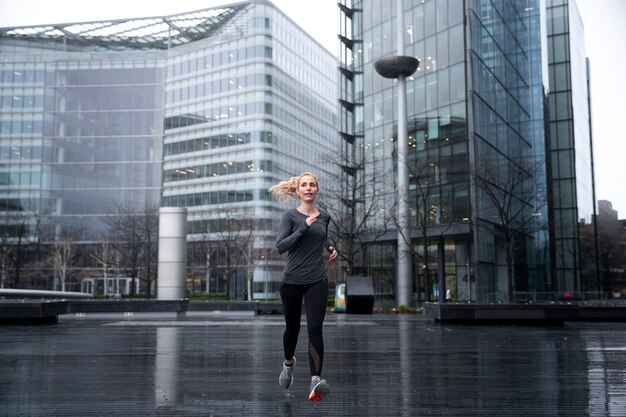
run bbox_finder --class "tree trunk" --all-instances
[423,241,430,301]
[437,238,445,303]
[14,230,23,288]
[103,268,108,297]
[146,266,152,298]
[247,274,252,301]
[505,240,513,303]
[225,274,231,300]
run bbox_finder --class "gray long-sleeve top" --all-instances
[276,208,334,285]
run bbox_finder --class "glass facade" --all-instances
[0,1,337,295]
[161,4,337,298]
[339,0,474,302]
[546,0,594,293]
[339,0,583,303]
[467,0,550,301]
[0,49,164,242]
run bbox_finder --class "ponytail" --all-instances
[268,172,319,201]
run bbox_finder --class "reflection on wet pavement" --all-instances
[1,314,626,415]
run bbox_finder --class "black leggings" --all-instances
[280,279,328,377]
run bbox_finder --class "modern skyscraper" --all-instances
[338,0,594,303]
[545,0,595,295]
[0,1,337,295]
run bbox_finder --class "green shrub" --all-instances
[187,293,227,301]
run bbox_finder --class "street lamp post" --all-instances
[374,0,418,308]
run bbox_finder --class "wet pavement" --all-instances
[1,313,626,416]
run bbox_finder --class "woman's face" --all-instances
[297,175,319,202]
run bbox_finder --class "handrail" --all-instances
[0,289,94,299]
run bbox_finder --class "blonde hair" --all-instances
[268,172,319,200]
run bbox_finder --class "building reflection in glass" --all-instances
[154,326,181,408]
[585,331,626,415]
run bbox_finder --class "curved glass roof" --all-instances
[0,5,247,50]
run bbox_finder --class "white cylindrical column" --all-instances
[157,207,187,300]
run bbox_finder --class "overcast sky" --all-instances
[1,0,625,217]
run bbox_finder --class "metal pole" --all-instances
[437,238,445,303]
[395,0,412,307]
[374,0,418,308]
[396,79,412,306]
[467,259,471,301]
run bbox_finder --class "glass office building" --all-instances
[0,1,337,295]
[546,0,595,294]
[338,0,593,303]
[0,31,165,244]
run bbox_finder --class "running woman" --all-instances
[269,172,338,402]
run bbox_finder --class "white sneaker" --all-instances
[308,376,330,402]
[278,357,296,389]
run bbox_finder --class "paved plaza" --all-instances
[1,312,626,416]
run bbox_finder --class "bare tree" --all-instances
[0,235,13,289]
[139,209,159,297]
[92,238,117,296]
[406,159,457,303]
[187,240,209,294]
[0,209,18,288]
[106,204,159,297]
[241,240,265,301]
[0,200,51,288]
[317,148,392,277]
[191,206,259,300]
[0,212,30,288]
[472,154,547,303]
[49,232,79,292]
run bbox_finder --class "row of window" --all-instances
[0,69,45,84]
[164,160,272,183]
[408,186,470,226]
[0,171,41,187]
[164,131,272,157]
[270,95,335,151]
[0,224,36,240]
[56,67,163,87]
[187,218,274,235]
[162,189,263,208]
[1,114,161,138]
[0,145,42,161]
[60,85,162,111]
[0,198,29,211]
[163,102,271,130]
[61,190,160,215]
[47,163,160,189]
[0,67,164,87]
[361,62,466,133]
[271,75,336,128]
[252,281,282,295]
[1,94,44,110]
[0,119,43,136]
[166,73,270,105]
[167,46,272,79]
